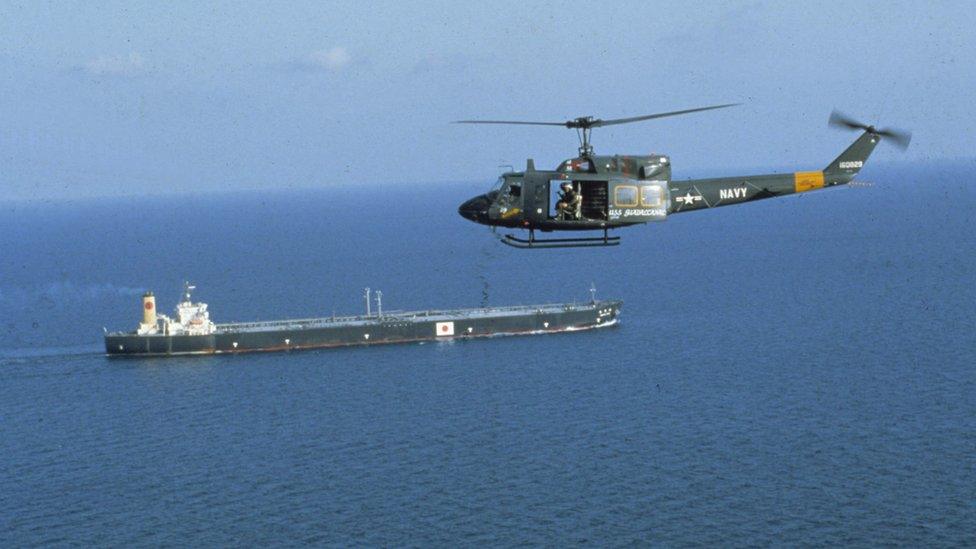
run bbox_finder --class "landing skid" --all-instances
[499,229,620,249]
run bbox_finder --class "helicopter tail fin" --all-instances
[823,131,880,183]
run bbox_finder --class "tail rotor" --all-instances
[829,110,912,150]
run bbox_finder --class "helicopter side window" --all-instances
[640,185,663,207]
[614,186,639,207]
[507,183,521,197]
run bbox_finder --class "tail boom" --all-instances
[668,131,878,214]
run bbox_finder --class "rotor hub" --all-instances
[566,116,596,129]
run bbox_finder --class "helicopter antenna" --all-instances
[455,103,739,157]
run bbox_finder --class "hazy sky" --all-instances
[1,1,973,200]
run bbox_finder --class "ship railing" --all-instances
[402,303,585,317]
[215,301,604,331]
[218,314,376,331]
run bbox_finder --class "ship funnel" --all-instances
[142,291,157,327]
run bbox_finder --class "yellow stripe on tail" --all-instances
[794,171,825,193]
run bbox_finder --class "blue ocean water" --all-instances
[1,163,974,545]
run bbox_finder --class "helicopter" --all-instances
[456,106,910,248]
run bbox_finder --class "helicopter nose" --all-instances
[458,194,490,224]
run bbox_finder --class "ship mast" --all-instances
[182,281,196,303]
[364,287,371,316]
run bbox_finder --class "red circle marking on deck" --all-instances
[441,325,448,332]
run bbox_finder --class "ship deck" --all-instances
[212,301,615,334]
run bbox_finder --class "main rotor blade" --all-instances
[455,103,740,129]
[591,103,741,128]
[452,120,567,126]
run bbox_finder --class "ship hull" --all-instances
[105,300,621,357]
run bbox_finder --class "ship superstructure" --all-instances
[137,283,215,336]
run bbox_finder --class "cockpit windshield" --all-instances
[490,176,504,193]
[495,176,523,207]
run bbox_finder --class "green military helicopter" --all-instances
[456,106,910,248]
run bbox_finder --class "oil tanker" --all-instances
[104,283,622,357]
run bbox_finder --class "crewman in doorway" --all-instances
[556,182,582,220]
